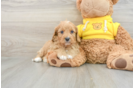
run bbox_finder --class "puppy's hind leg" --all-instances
[32,40,52,63]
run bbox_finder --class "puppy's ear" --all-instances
[76,0,82,11]
[75,27,81,43]
[52,25,59,42]
[111,0,119,5]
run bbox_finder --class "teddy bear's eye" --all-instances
[61,31,64,34]
[71,30,74,34]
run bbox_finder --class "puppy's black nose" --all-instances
[65,37,70,41]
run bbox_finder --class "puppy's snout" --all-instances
[65,37,70,42]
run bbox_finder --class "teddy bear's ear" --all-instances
[76,0,82,11]
[112,0,119,5]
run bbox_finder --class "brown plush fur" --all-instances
[115,26,133,51]
[76,0,133,71]
[80,39,115,64]
[76,0,115,18]
[33,21,87,67]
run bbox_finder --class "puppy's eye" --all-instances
[61,31,64,34]
[71,30,74,34]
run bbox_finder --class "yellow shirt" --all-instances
[77,15,120,40]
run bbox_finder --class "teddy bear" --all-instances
[76,0,133,71]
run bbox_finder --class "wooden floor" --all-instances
[1,0,133,88]
[1,57,133,88]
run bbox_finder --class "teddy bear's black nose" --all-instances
[65,37,70,42]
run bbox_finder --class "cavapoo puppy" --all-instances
[32,21,87,67]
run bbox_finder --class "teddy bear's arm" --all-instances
[115,25,133,51]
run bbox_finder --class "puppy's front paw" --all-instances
[59,55,67,60]
[67,55,73,59]
[32,57,42,62]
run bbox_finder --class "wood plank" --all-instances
[1,22,133,58]
[1,57,133,88]
[1,0,133,23]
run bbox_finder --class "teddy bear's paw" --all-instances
[60,63,72,67]
[67,55,73,59]
[32,57,42,62]
[111,53,133,71]
[58,55,67,60]
[49,56,72,67]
